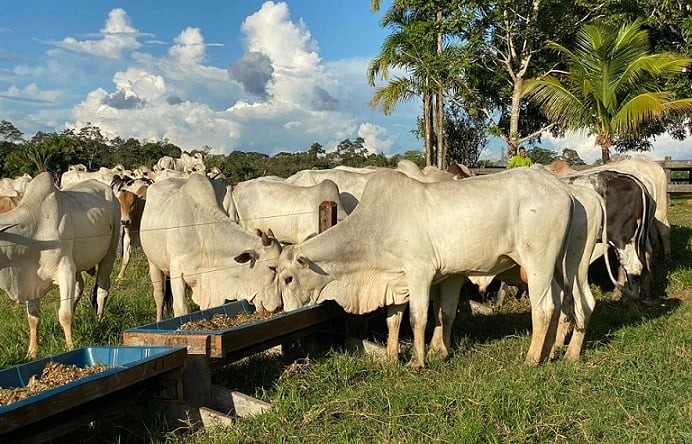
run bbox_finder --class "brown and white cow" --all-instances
[116,185,147,279]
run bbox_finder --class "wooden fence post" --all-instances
[319,201,337,233]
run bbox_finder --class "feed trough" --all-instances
[122,300,345,361]
[0,345,187,438]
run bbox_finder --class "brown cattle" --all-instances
[0,195,21,214]
[117,186,147,279]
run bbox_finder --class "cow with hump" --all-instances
[277,166,575,368]
[139,174,283,321]
[230,176,348,245]
[0,172,120,358]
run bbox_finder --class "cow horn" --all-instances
[261,231,271,246]
[0,223,19,233]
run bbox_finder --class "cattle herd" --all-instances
[0,154,671,369]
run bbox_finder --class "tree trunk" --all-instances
[508,77,523,158]
[435,90,445,169]
[435,9,445,169]
[424,91,434,166]
[597,133,611,163]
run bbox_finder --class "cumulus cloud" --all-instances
[241,2,339,110]
[70,1,364,155]
[168,27,207,65]
[229,51,274,99]
[0,84,59,104]
[358,122,396,155]
[49,9,142,59]
[543,130,692,163]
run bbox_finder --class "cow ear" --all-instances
[255,228,263,237]
[234,250,258,264]
[267,228,275,239]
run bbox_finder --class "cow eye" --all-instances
[269,266,277,273]
[284,276,293,285]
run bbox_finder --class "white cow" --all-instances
[471,184,608,361]
[140,174,283,321]
[0,174,32,197]
[0,173,120,358]
[286,168,377,214]
[231,177,347,244]
[395,160,455,182]
[60,166,123,189]
[277,167,575,367]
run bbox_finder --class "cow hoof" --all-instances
[406,359,425,370]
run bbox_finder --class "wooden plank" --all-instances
[122,332,211,355]
[659,159,692,169]
[668,184,692,193]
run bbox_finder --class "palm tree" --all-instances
[523,20,692,163]
[368,1,451,168]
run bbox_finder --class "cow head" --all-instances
[276,246,331,311]
[232,229,283,312]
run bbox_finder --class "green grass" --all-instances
[0,197,690,443]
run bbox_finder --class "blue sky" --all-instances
[1,1,689,164]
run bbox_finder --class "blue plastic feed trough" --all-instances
[123,300,345,360]
[0,345,187,436]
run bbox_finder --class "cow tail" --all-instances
[601,195,620,291]
[90,282,99,311]
[560,194,576,324]
[164,276,173,315]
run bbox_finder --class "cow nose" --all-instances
[256,301,267,314]
[121,219,130,227]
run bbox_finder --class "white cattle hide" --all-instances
[60,166,123,189]
[231,177,347,244]
[0,174,32,197]
[0,173,120,357]
[277,167,575,367]
[286,168,375,214]
[139,175,283,321]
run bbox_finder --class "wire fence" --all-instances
[0,206,330,304]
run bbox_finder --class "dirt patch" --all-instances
[0,362,110,406]
[178,311,280,331]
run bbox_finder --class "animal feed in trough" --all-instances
[123,299,345,360]
[0,346,187,437]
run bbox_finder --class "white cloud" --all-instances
[49,9,142,59]
[358,122,395,155]
[168,28,207,65]
[544,130,692,164]
[68,1,390,157]
[0,83,60,104]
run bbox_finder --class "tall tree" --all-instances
[369,0,458,168]
[523,20,692,162]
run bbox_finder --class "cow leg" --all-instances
[148,262,166,322]
[564,277,596,362]
[56,260,76,352]
[525,274,561,366]
[73,272,85,311]
[655,219,671,261]
[385,303,405,362]
[429,275,463,360]
[407,273,432,369]
[117,227,131,280]
[169,268,189,318]
[26,300,40,359]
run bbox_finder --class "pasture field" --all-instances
[0,196,689,443]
